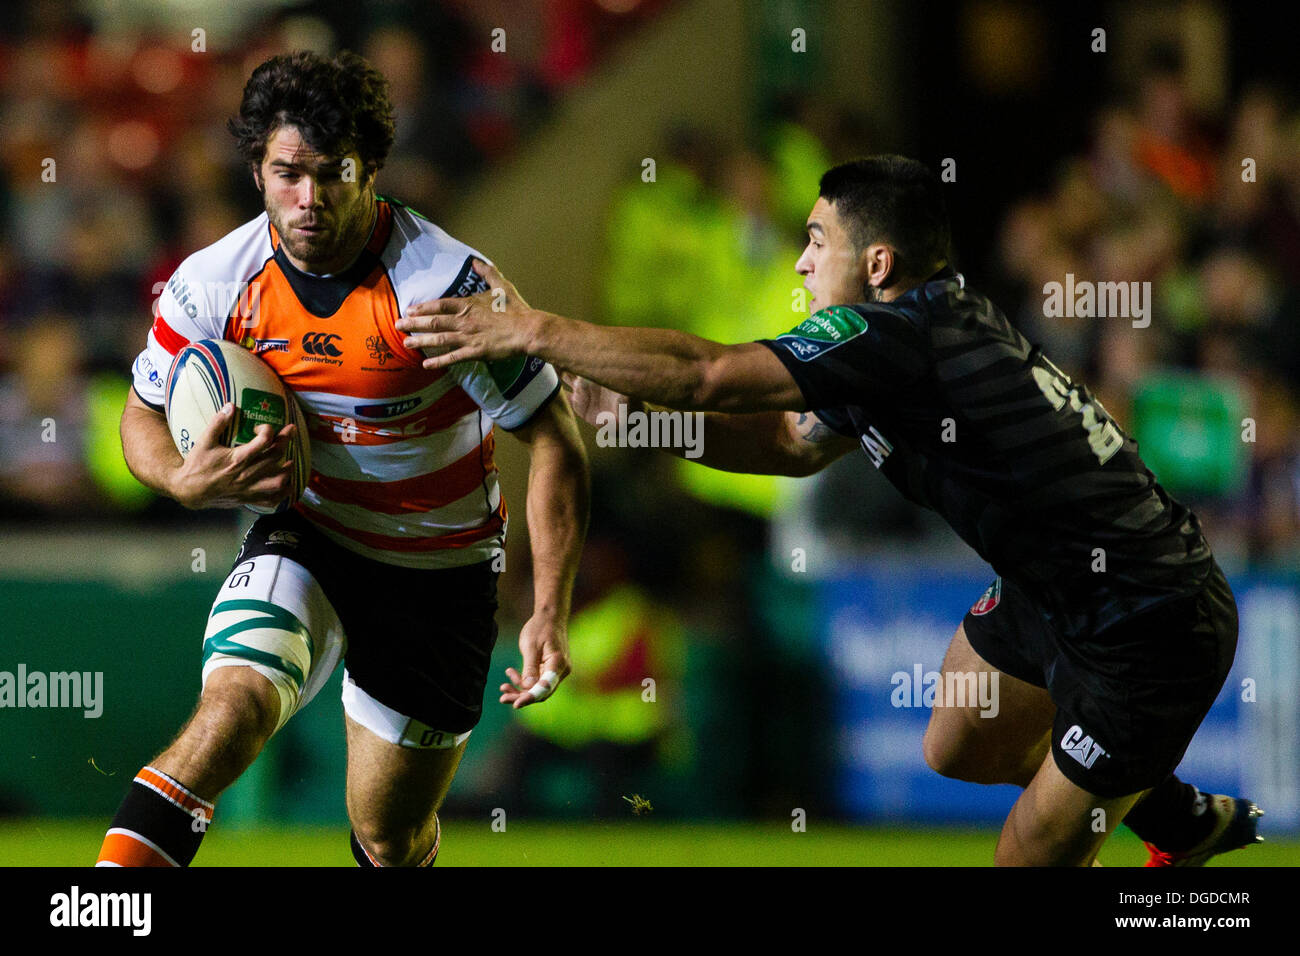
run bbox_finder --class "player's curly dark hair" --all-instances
[228,50,396,178]
[819,156,951,281]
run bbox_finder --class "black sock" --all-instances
[1122,775,1218,851]
[96,766,212,867]
[350,830,378,867]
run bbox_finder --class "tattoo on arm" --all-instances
[795,412,838,444]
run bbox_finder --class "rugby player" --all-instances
[97,51,589,867]
[397,156,1262,866]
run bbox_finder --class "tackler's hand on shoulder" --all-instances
[399,258,536,369]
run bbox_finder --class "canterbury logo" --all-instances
[302,332,342,357]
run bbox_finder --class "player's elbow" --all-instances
[688,358,743,412]
[525,399,591,491]
[773,419,841,477]
[773,441,833,477]
[557,428,591,490]
[550,399,592,474]
[119,391,155,457]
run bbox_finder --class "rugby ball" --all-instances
[164,338,311,514]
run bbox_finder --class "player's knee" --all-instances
[202,666,281,738]
[922,726,954,776]
[923,721,978,780]
[201,590,320,738]
[924,732,1015,784]
[186,671,280,765]
[926,747,986,783]
[350,816,430,867]
[162,674,279,795]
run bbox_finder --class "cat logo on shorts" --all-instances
[970,578,1002,616]
[1061,724,1108,769]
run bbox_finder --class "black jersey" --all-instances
[758,266,1214,640]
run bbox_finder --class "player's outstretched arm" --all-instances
[498,390,590,708]
[120,387,294,510]
[398,259,806,414]
[565,374,857,477]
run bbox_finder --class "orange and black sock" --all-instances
[95,766,213,867]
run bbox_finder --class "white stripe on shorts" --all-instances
[341,669,472,749]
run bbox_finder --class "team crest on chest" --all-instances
[364,334,398,371]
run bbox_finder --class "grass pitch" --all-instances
[3,819,1296,866]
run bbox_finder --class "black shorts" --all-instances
[231,509,500,734]
[962,563,1238,798]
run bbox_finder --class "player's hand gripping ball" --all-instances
[164,339,311,514]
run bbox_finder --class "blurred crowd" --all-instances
[990,50,1300,572]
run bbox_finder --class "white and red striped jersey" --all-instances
[131,198,559,568]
